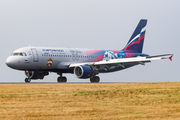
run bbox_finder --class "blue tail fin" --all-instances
[123,19,147,53]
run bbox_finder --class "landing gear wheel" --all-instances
[90,76,100,83]
[25,78,31,83]
[90,78,94,83]
[57,77,67,83]
[62,77,67,83]
[57,77,61,83]
[94,76,100,83]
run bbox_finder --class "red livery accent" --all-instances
[124,34,145,51]
[169,55,173,61]
[85,49,103,55]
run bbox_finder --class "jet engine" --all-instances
[25,71,49,79]
[74,65,98,79]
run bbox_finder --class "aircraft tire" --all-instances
[25,78,31,83]
[57,77,67,83]
[94,76,100,83]
[62,77,67,83]
[90,76,100,83]
[90,78,94,83]
[57,77,62,83]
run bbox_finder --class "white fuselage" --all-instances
[6,47,120,72]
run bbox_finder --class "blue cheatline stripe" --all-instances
[140,30,146,36]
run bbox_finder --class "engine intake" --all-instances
[74,65,98,79]
[25,71,49,79]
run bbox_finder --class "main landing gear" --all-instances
[57,73,67,83]
[57,77,67,83]
[90,76,100,83]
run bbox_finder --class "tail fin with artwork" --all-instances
[123,19,147,53]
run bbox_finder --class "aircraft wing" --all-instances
[69,54,173,68]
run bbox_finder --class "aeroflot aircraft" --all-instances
[6,19,173,83]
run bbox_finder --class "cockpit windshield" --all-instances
[12,52,27,56]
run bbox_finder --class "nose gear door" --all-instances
[31,49,39,62]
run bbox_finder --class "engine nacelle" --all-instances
[74,65,98,79]
[25,71,49,80]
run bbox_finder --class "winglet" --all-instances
[169,55,173,61]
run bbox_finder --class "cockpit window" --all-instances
[13,53,19,56]
[19,53,23,56]
[23,52,27,56]
[12,52,27,56]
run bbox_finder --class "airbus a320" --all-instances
[6,19,173,83]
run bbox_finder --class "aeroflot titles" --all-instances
[42,49,64,52]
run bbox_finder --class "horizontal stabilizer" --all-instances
[161,55,173,61]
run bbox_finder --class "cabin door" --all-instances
[31,49,39,62]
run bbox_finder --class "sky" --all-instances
[0,0,179,83]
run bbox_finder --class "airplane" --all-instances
[6,19,173,83]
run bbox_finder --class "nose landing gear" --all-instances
[25,78,31,83]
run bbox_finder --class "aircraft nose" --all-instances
[6,57,13,68]
[6,57,17,69]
